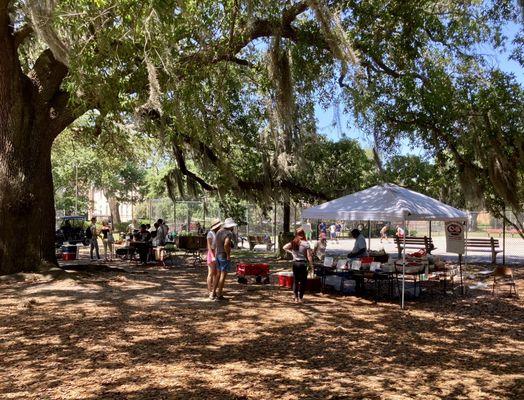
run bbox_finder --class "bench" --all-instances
[394,236,436,258]
[485,228,502,237]
[462,237,501,264]
[248,235,274,251]
[486,228,523,238]
[507,229,523,238]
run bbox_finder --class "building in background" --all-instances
[88,188,133,222]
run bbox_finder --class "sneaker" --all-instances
[208,293,216,300]
[216,295,228,301]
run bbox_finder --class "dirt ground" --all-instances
[1,253,523,400]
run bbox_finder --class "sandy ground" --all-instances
[1,253,523,400]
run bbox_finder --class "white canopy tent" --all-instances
[301,183,468,308]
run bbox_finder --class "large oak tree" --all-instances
[0,0,521,275]
[0,0,349,274]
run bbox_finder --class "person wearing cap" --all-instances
[212,217,237,301]
[206,218,222,299]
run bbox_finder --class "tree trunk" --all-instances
[0,11,76,274]
[107,195,121,225]
[283,200,291,233]
[0,73,57,273]
[0,141,57,275]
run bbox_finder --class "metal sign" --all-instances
[445,221,465,254]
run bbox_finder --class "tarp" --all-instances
[301,183,468,222]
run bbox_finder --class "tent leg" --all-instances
[462,220,468,295]
[502,205,506,266]
[402,218,406,309]
[367,220,371,251]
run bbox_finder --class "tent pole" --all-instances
[502,205,506,266]
[367,220,371,251]
[462,219,467,295]
[402,217,406,309]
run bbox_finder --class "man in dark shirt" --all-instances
[134,224,152,265]
[211,217,237,300]
[318,221,327,239]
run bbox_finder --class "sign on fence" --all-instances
[445,221,465,254]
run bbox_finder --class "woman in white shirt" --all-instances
[206,219,222,299]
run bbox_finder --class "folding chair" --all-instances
[493,266,519,298]
[163,243,177,266]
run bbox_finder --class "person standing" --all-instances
[206,218,222,300]
[395,225,405,238]
[134,224,152,265]
[150,222,159,246]
[212,218,237,301]
[156,219,168,246]
[380,223,390,243]
[89,217,100,261]
[283,228,313,303]
[100,220,115,261]
[318,221,326,239]
[335,221,341,243]
[329,223,336,243]
[128,219,138,234]
[302,220,312,241]
[313,237,327,262]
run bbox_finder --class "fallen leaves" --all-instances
[0,260,523,399]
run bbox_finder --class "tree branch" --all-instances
[27,0,69,66]
[47,90,87,139]
[28,49,68,103]
[183,1,315,66]
[172,133,329,201]
[282,1,309,26]
[172,144,217,191]
[14,23,33,48]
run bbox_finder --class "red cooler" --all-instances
[278,272,294,288]
[61,245,77,261]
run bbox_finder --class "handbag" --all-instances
[108,232,115,243]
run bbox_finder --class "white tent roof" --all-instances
[301,184,468,222]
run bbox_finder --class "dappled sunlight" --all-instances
[1,259,523,399]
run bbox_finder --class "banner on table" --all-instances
[445,221,465,254]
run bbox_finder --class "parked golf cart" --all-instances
[55,215,89,248]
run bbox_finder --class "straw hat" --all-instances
[209,218,222,230]
[222,217,237,229]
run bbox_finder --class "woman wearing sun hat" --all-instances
[212,217,237,301]
[206,218,222,299]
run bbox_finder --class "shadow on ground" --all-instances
[0,255,523,400]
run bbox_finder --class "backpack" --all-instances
[85,226,93,239]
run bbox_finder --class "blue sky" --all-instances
[315,22,523,155]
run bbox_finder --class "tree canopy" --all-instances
[1,0,523,273]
